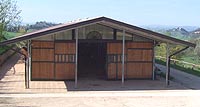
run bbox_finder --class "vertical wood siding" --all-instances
[31,41,55,80]
[126,42,153,79]
[106,42,153,79]
[55,42,75,80]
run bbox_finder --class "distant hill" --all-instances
[164,27,190,40]
[190,28,200,39]
[144,25,200,40]
[28,21,60,30]
[145,27,190,40]
[142,25,199,32]
[167,27,189,35]
[191,28,200,34]
[6,21,60,33]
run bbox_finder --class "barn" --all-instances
[0,17,195,88]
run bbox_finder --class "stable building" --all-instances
[0,17,195,88]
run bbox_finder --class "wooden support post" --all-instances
[75,29,78,88]
[122,29,125,86]
[113,29,117,40]
[152,41,155,80]
[166,46,189,85]
[166,43,170,86]
[72,29,75,40]
[167,57,171,85]
[28,40,31,88]
[25,57,27,88]
[25,40,30,89]
[28,40,30,88]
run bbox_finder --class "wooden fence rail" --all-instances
[155,56,200,70]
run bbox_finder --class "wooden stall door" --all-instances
[107,42,126,79]
[31,41,55,80]
[55,42,75,80]
[126,42,153,79]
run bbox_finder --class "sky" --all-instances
[16,0,200,26]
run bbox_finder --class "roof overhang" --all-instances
[0,16,196,47]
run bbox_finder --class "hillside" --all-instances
[166,27,190,40]
[28,21,59,30]
[146,26,200,41]
[148,26,200,67]
[190,28,200,39]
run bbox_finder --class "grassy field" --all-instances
[181,56,200,65]
[0,32,23,54]
[156,59,200,77]
[4,32,23,39]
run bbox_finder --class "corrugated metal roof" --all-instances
[0,16,196,47]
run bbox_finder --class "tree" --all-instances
[155,43,166,57]
[155,43,185,61]
[169,44,184,60]
[0,0,21,41]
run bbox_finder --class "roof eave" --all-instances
[0,16,196,48]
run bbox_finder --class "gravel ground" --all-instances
[0,91,200,107]
[0,95,199,107]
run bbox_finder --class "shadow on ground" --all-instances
[0,54,21,80]
[64,77,189,91]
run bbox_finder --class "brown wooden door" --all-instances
[54,42,75,80]
[126,42,153,79]
[31,41,55,80]
[106,42,126,79]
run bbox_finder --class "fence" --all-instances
[156,56,200,70]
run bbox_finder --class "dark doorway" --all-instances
[78,42,107,79]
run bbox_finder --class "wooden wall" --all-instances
[31,41,54,80]
[31,40,153,80]
[106,42,153,79]
[126,42,153,79]
[107,43,127,79]
[31,41,75,80]
[55,42,75,80]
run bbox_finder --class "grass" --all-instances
[155,59,200,77]
[0,46,10,55]
[4,32,23,39]
[181,56,200,65]
[0,32,23,54]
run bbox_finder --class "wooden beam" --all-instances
[25,40,30,89]
[72,29,75,40]
[152,41,156,80]
[75,29,78,88]
[166,43,170,86]
[122,29,125,86]
[113,29,117,40]
[167,46,189,85]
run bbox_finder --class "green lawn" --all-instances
[0,46,10,55]
[0,32,23,54]
[156,59,200,77]
[181,56,200,65]
[4,32,23,39]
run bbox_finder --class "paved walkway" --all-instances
[156,64,200,89]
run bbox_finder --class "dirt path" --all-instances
[156,64,200,89]
[0,91,200,107]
